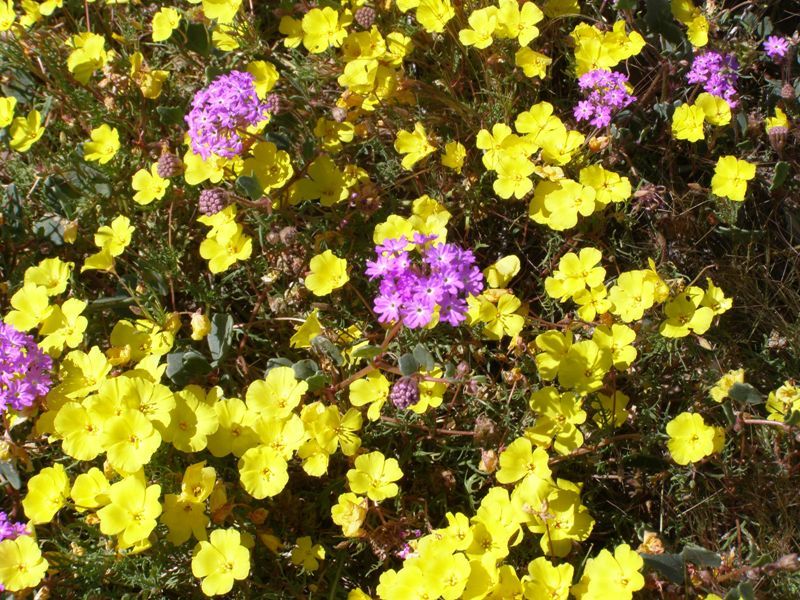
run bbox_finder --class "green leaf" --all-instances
[727,582,756,600]
[312,335,345,366]
[305,373,329,392]
[186,23,210,56]
[641,553,685,584]
[1,184,24,232]
[412,343,435,372]
[681,544,721,568]
[166,350,212,387]
[399,353,419,377]
[265,357,294,372]
[0,460,21,490]
[645,0,684,44]
[292,359,320,380]
[728,383,763,405]
[771,161,790,191]
[236,175,263,201]
[156,106,185,126]
[350,344,383,361]
[207,313,234,363]
[785,410,800,426]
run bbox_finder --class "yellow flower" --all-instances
[710,155,756,201]
[246,60,279,98]
[710,369,744,403]
[66,32,110,85]
[102,408,162,473]
[515,47,552,78]
[0,95,16,128]
[152,7,180,42]
[129,52,170,99]
[202,0,241,24]
[305,250,349,296]
[83,124,120,164]
[22,463,71,524]
[9,110,45,152]
[290,537,326,571]
[39,298,89,356]
[695,93,731,126]
[0,0,15,31]
[0,536,49,592]
[331,492,368,537]
[765,107,789,132]
[394,122,436,170]
[301,6,349,54]
[24,257,73,296]
[666,412,715,465]
[346,450,403,502]
[97,474,162,549]
[349,370,390,421]
[238,445,289,498]
[459,7,497,49]
[192,529,251,596]
[671,103,705,142]
[190,312,211,340]
[4,283,51,332]
[132,164,170,205]
[414,0,455,33]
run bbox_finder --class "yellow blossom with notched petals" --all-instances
[0,536,49,592]
[395,122,436,170]
[132,164,170,205]
[711,155,756,202]
[305,250,349,296]
[192,529,251,596]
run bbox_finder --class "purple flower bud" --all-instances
[390,377,420,409]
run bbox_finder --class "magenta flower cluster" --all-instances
[573,69,636,128]
[0,323,52,416]
[366,235,484,329]
[185,70,277,160]
[764,35,790,61]
[686,51,739,107]
[0,512,28,542]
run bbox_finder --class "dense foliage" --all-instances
[1,1,799,598]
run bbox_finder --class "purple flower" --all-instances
[573,69,636,128]
[367,236,484,330]
[185,70,276,160]
[0,512,28,542]
[1,323,52,416]
[686,51,739,107]
[764,36,790,61]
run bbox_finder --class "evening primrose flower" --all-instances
[305,250,349,296]
[346,450,403,502]
[440,141,466,173]
[192,529,251,596]
[9,110,45,152]
[394,122,436,170]
[132,164,170,205]
[0,536,49,592]
[290,537,325,571]
[666,412,715,465]
[83,124,120,164]
[22,463,70,524]
[711,155,756,201]
[671,103,705,142]
[710,369,744,402]
[97,475,162,549]
[152,7,180,42]
[515,47,552,78]
[0,95,16,128]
